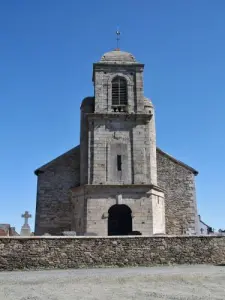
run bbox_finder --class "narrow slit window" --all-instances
[117,155,122,171]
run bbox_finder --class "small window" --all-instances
[117,155,122,171]
[112,77,128,106]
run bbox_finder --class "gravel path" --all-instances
[0,265,225,299]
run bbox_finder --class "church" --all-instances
[34,49,199,236]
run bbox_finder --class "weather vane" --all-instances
[116,28,121,49]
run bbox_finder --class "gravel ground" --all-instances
[0,265,225,300]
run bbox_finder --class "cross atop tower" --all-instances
[116,29,121,50]
[21,211,32,225]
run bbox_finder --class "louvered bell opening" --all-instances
[112,77,128,106]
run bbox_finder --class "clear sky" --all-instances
[0,0,224,233]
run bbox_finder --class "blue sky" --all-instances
[0,0,224,233]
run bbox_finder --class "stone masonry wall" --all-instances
[35,146,198,236]
[0,236,225,271]
[87,114,153,186]
[157,150,198,235]
[71,186,86,235]
[93,65,143,114]
[35,147,80,236]
[85,185,153,236]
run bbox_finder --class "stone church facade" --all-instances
[34,49,199,236]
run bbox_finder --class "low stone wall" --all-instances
[0,236,225,271]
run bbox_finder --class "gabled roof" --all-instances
[198,215,211,229]
[0,224,19,236]
[0,224,10,231]
[10,228,20,236]
[34,145,79,175]
[200,220,211,228]
[157,148,198,175]
[34,145,198,176]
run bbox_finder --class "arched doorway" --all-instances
[108,204,132,236]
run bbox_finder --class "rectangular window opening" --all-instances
[117,155,122,171]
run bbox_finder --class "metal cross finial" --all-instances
[21,211,32,225]
[116,28,121,50]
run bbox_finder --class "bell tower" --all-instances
[93,50,145,114]
[85,49,157,186]
[77,49,166,236]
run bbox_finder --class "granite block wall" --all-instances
[0,236,224,271]
[35,146,198,236]
[87,116,152,185]
[93,65,142,113]
[71,186,86,236]
[35,147,80,236]
[84,185,154,236]
[157,150,198,235]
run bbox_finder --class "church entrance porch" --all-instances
[82,185,163,236]
[108,204,132,236]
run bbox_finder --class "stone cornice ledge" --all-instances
[93,62,145,68]
[71,184,166,194]
[86,113,152,121]
[84,184,165,192]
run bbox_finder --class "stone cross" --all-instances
[116,29,121,49]
[21,211,32,225]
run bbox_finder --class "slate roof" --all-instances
[0,224,19,236]
[0,224,10,231]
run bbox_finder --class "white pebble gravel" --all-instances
[0,265,225,300]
